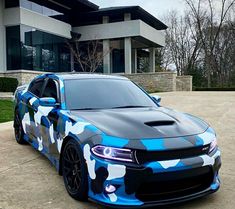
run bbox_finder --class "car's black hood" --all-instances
[71,107,209,139]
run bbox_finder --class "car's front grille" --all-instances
[135,144,210,164]
[136,166,213,202]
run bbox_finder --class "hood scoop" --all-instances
[145,120,175,127]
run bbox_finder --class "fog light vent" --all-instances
[105,184,116,194]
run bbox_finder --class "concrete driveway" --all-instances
[0,92,235,209]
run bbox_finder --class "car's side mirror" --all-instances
[39,97,57,107]
[151,95,161,105]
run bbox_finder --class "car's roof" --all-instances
[50,73,128,81]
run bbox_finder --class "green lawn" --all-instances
[0,100,14,123]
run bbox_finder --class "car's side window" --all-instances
[42,79,59,102]
[28,79,45,98]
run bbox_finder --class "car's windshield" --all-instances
[64,79,157,110]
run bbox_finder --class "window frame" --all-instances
[41,78,61,105]
[28,78,47,98]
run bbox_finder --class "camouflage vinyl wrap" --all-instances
[14,74,221,207]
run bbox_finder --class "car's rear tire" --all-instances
[62,139,88,201]
[14,111,27,145]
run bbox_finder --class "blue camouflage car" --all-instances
[14,73,221,208]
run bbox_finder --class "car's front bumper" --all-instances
[86,148,221,208]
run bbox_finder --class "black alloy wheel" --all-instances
[14,112,26,144]
[62,139,88,201]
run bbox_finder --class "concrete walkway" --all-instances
[0,92,13,100]
[0,92,235,209]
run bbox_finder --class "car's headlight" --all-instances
[91,145,134,162]
[209,139,217,153]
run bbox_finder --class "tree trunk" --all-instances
[207,71,211,88]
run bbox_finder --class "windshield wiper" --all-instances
[73,106,151,110]
[111,105,150,109]
[73,108,97,110]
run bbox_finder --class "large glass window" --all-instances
[73,41,103,73]
[6,26,21,70]
[5,0,63,17]
[20,0,62,17]
[111,39,125,73]
[6,25,71,72]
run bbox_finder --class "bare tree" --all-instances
[67,34,112,73]
[213,20,235,86]
[162,11,201,75]
[158,40,173,71]
[185,0,235,87]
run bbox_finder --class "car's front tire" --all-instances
[62,139,88,201]
[14,111,27,144]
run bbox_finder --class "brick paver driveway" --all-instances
[0,92,234,209]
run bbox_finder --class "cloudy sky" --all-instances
[91,0,185,21]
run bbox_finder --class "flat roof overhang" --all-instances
[132,37,163,48]
[73,6,167,30]
[29,0,99,14]
[73,20,165,47]
[4,7,72,38]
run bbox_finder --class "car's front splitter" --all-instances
[89,182,220,208]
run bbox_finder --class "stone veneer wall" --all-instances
[0,70,192,92]
[124,72,177,92]
[0,70,42,85]
[176,76,193,91]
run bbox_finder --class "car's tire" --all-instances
[14,111,27,145]
[62,139,88,201]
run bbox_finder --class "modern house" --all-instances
[0,0,167,73]
[0,0,192,91]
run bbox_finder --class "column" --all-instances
[125,37,132,74]
[124,13,131,21]
[0,0,6,72]
[149,47,156,73]
[103,39,111,74]
[102,16,111,74]
[124,13,132,74]
[134,49,137,73]
[102,16,109,24]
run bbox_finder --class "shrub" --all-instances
[0,77,19,92]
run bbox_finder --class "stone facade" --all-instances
[0,70,192,92]
[0,70,42,85]
[124,72,177,92]
[176,76,193,91]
